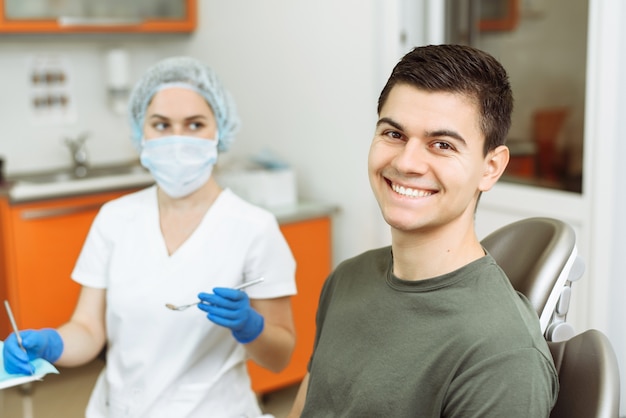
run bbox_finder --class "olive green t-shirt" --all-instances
[302,247,558,417]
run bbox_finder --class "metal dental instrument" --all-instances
[4,300,26,352]
[165,277,265,311]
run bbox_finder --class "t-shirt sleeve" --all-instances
[443,347,559,418]
[242,214,297,299]
[71,204,115,289]
[306,269,337,372]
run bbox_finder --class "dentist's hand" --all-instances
[3,328,64,375]
[197,288,264,344]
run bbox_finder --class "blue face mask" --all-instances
[140,135,218,199]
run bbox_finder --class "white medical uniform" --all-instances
[71,186,296,418]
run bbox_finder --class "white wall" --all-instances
[609,2,626,410]
[0,1,401,266]
[0,35,190,173]
[182,0,397,264]
[611,76,626,415]
[585,1,626,412]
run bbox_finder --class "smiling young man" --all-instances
[288,45,558,417]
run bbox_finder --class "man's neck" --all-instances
[390,221,485,281]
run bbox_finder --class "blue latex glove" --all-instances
[3,328,64,375]
[197,288,264,344]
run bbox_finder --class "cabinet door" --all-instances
[247,217,332,394]
[0,190,133,338]
[0,0,195,33]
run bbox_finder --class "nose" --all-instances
[171,123,186,136]
[393,139,429,174]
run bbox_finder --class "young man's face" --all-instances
[368,83,506,234]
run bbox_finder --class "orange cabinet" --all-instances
[0,189,137,339]
[248,216,332,394]
[0,193,333,394]
[0,0,196,33]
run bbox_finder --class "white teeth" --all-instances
[391,183,433,198]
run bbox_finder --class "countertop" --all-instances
[1,162,155,203]
[0,164,338,223]
[271,201,338,224]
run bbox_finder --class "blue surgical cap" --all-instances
[128,56,240,152]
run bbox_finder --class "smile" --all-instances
[391,183,434,198]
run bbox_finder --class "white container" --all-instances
[216,168,297,208]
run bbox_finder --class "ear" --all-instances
[479,145,509,192]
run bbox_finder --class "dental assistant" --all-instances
[3,57,297,418]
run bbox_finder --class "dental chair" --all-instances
[482,217,621,417]
[548,329,621,418]
[481,217,584,341]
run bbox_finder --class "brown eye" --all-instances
[154,122,168,131]
[385,130,403,140]
[433,141,453,150]
[189,122,204,131]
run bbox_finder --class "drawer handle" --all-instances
[58,17,143,26]
[20,203,104,220]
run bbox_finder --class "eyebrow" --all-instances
[377,117,467,145]
[376,117,404,131]
[148,114,208,121]
[425,129,467,146]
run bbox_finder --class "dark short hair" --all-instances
[377,44,513,155]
